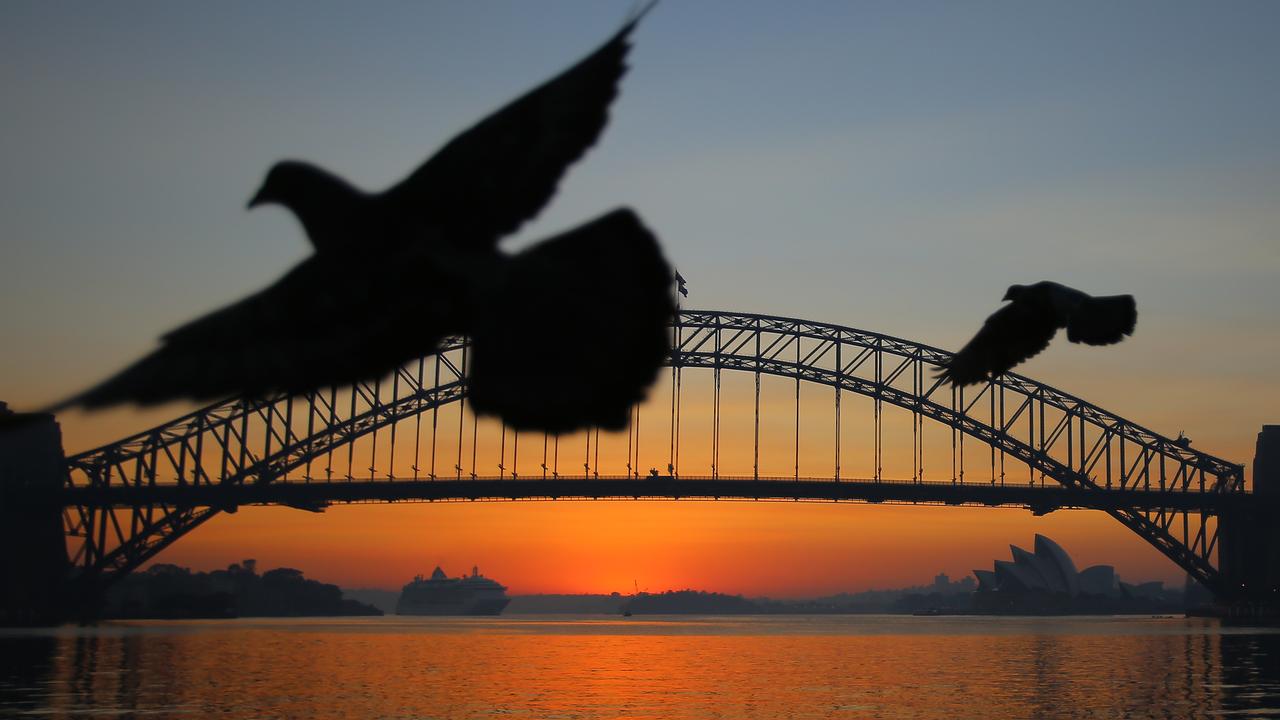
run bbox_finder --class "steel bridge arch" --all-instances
[670,311,1243,594]
[62,310,1246,596]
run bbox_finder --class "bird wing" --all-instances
[1065,293,1137,345]
[49,251,465,410]
[466,208,674,433]
[937,300,1060,386]
[384,8,652,249]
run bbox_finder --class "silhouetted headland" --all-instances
[623,590,762,615]
[104,560,381,619]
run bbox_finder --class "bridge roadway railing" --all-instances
[60,310,1248,596]
[62,475,1259,515]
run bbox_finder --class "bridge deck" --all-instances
[63,476,1260,514]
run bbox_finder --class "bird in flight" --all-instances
[936,281,1137,386]
[51,4,672,434]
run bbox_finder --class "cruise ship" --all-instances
[395,566,510,616]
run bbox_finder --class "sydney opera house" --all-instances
[972,534,1169,610]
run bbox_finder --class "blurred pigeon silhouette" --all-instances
[936,281,1137,387]
[50,5,672,434]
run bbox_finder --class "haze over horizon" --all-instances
[3,1,1278,596]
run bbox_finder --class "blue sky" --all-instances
[3,1,1278,463]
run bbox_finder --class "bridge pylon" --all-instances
[1216,425,1280,614]
[0,407,72,626]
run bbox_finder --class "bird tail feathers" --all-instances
[933,357,995,387]
[41,326,305,414]
[467,208,674,434]
[41,346,201,414]
[1066,294,1137,345]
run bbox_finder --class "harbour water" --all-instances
[2,615,1278,719]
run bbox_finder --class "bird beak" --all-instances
[247,188,268,210]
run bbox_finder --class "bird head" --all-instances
[1002,284,1027,302]
[247,160,323,210]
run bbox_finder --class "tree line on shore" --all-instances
[104,559,381,619]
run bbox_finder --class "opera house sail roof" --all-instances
[976,534,1119,598]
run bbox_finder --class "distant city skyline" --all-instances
[3,2,1278,595]
[166,551,1195,606]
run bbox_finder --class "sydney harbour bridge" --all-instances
[2,309,1278,623]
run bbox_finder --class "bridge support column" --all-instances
[0,405,70,626]
[1217,425,1280,617]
